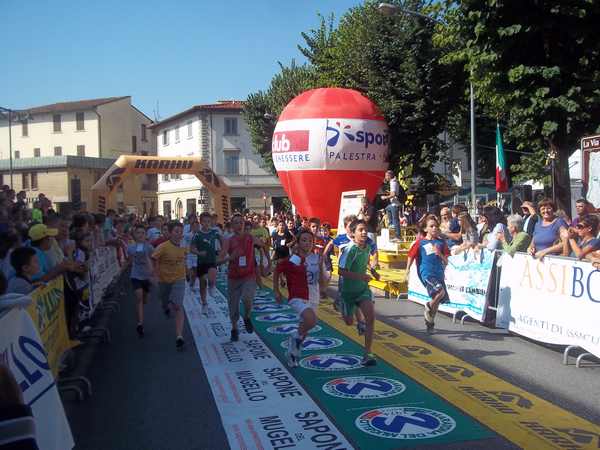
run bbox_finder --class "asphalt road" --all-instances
[62,275,600,450]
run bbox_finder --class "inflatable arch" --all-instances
[90,155,231,222]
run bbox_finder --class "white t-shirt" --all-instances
[304,253,321,304]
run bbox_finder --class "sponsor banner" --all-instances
[315,296,600,450]
[408,248,495,322]
[280,336,343,352]
[183,290,352,449]
[0,308,74,450]
[89,246,120,313]
[323,377,406,400]
[496,253,600,358]
[356,407,456,440]
[27,277,77,376]
[272,118,388,172]
[223,278,491,449]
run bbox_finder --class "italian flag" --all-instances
[496,123,509,192]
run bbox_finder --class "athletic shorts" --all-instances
[158,279,186,307]
[197,263,217,277]
[340,288,372,317]
[288,297,319,317]
[423,276,449,303]
[131,278,151,293]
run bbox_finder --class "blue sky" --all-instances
[1,0,362,120]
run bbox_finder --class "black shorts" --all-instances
[131,278,151,292]
[197,263,217,277]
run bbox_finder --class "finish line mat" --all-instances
[184,272,492,449]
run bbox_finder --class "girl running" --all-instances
[274,230,324,367]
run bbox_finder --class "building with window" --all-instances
[149,100,285,219]
[0,96,158,215]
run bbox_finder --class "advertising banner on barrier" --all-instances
[408,249,495,323]
[89,246,119,313]
[0,308,74,450]
[183,280,352,449]
[496,253,600,358]
[27,277,77,377]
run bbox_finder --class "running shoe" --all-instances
[230,329,239,342]
[362,353,377,366]
[176,336,185,350]
[201,303,209,316]
[424,302,434,323]
[136,324,144,338]
[425,320,435,334]
[243,317,254,334]
[286,335,301,367]
[356,321,367,336]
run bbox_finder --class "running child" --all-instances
[323,215,379,332]
[152,221,188,349]
[127,225,154,337]
[406,216,449,333]
[191,212,222,314]
[218,214,264,342]
[337,219,377,366]
[273,229,323,367]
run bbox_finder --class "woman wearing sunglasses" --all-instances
[562,215,600,261]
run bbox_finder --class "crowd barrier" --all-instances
[408,248,497,324]
[0,245,123,450]
[407,249,600,365]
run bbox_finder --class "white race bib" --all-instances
[239,256,247,267]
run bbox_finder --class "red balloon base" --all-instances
[277,170,385,227]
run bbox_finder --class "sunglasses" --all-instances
[576,223,589,229]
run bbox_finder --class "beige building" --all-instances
[150,100,285,218]
[0,96,158,215]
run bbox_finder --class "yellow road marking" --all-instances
[264,277,600,450]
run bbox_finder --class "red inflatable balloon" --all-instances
[272,88,389,226]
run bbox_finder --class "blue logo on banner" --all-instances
[253,298,274,305]
[255,313,298,323]
[252,304,290,313]
[280,337,343,351]
[323,376,405,399]
[356,407,456,440]
[267,324,322,335]
[299,354,363,371]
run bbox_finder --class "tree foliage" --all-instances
[437,0,600,210]
[244,1,465,192]
[242,62,318,172]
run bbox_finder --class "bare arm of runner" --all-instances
[338,267,372,283]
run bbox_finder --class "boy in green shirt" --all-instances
[191,212,222,314]
[337,219,377,366]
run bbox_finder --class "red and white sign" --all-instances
[272,88,389,225]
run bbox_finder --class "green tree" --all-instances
[242,61,318,172]
[437,0,600,211]
[299,0,465,191]
[244,1,465,196]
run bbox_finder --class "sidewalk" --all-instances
[62,280,229,450]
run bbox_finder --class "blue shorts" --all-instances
[423,276,449,303]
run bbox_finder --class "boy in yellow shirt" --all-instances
[152,221,188,349]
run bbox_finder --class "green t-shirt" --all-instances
[192,229,220,264]
[338,242,370,294]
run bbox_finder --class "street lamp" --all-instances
[262,192,268,214]
[548,147,558,204]
[377,3,477,212]
[0,106,33,189]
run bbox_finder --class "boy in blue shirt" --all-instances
[407,216,449,333]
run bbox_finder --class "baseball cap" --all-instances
[29,224,58,241]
